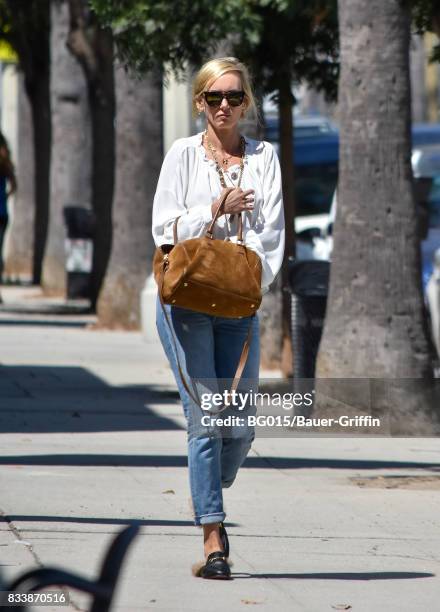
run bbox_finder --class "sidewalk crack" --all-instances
[0,509,84,612]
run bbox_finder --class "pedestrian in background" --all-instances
[152,57,285,579]
[0,130,17,302]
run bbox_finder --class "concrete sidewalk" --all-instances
[0,286,440,611]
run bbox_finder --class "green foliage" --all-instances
[91,0,339,101]
[90,0,260,76]
[238,0,339,102]
[412,0,437,31]
[411,0,440,62]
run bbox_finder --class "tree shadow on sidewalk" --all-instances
[0,515,198,527]
[0,317,92,328]
[0,454,439,471]
[232,571,435,580]
[0,364,182,433]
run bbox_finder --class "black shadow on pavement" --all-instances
[0,318,92,328]
[244,456,440,470]
[0,454,438,470]
[0,454,188,466]
[0,516,196,527]
[233,571,435,580]
[0,365,182,433]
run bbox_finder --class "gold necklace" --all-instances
[222,155,232,167]
[204,131,246,188]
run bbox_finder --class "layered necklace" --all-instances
[204,130,246,188]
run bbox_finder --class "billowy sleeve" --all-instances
[152,141,213,245]
[244,142,285,291]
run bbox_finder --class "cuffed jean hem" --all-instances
[195,511,226,526]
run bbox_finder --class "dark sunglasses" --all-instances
[203,90,246,107]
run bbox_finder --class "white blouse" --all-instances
[152,132,285,291]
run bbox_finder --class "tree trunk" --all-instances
[278,76,296,376]
[3,0,52,284]
[432,11,440,39]
[28,68,51,284]
[409,35,427,124]
[42,0,91,294]
[258,274,284,369]
[315,0,437,432]
[87,32,115,310]
[259,78,296,374]
[4,74,35,279]
[253,87,282,369]
[66,0,115,310]
[97,66,162,328]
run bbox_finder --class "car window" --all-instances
[429,176,440,228]
[295,162,338,217]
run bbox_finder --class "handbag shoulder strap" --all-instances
[173,189,244,245]
[173,216,181,245]
[205,188,235,239]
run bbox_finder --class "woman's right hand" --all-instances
[211,187,255,217]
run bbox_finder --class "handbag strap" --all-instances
[158,269,254,415]
[173,189,244,245]
[173,217,180,245]
[206,188,245,244]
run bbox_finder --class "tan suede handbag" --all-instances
[153,190,262,318]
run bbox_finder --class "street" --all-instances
[1,286,440,612]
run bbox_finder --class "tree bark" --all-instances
[42,0,91,294]
[67,0,115,310]
[432,11,440,39]
[4,74,35,279]
[4,0,52,284]
[29,68,51,284]
[278,75,296,377]
[259,77,296,374]
[97,65,162,328]
[251,87,282,369]
[315,0,437,433]
[409,35,427,124]
[258,275,284,369]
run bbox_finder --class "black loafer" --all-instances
[200,551,231,580]
[219,522,229,558]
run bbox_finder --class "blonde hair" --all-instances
[192,57,257,119]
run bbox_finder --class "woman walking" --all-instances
[0,131,17,302]
[152,57,284,579]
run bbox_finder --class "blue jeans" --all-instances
[156,298,259,525]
